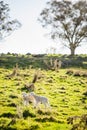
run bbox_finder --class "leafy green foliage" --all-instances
[39,0,87,55]
[0,1,21,40]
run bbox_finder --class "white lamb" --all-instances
[29,92,50,108]
[22,92,36,106]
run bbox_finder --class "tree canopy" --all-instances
[39,0,87,55]
[0,1,21,40]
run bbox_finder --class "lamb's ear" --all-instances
[22,92,26,96]
[22,92,24,95]
[29,92,34,96]
[31,92,35,95]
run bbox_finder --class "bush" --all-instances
[83,91,87,96]
[73,71,81,77]
[37,109,51,115]
[23,110,36,118]
[29,124,40,130]
[67,114,87,130]
[0,112,15,118]
[7,103,17,107]
[35,116,58,122]
[66,70,74,75]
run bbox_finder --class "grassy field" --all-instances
[0,54,87,130]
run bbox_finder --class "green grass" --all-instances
[0,54,87,130]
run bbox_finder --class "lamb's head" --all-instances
[29,92,35,96]
[22,92,27,97]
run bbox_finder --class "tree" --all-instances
[0,1,21,40]
[39,0,87,55]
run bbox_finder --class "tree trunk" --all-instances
[70,48,75,56]
[70,44,76,56]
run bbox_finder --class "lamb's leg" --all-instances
[24,100,29,106]
[33,100,38,108]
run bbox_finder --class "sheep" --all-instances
[22,92,36,106]
[29,92,50,108]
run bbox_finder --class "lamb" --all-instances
[29,92,50,108]
[22,92,36,106]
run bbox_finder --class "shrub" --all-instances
[83,91,87,96]
[23,110,36,119]
[73,71,81,77]
[67,114,87,130]
[35,116,58,122]
[29,124,40,130]
[0,112,15,118]
[66,70,74,75]
[82,73,87,77]
[37,109,51,115]
[0,126,17,130]
[7,103,17,107]
[9,95,18,99]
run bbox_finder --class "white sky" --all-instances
[0,0,87,54]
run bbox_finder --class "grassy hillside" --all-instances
[0,54,87,130]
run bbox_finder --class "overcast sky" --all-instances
[0,0,87,54]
